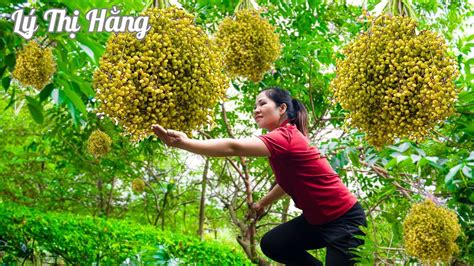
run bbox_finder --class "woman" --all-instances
[152,87,366,265]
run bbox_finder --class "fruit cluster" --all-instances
[93,7,228,141]
[403,199,461,263]
[131,178,146,194]
[216,9,281,82]
[13,40,56,90]
[331,15,459,147]
[87,130,112,157]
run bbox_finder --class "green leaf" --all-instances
[381,211,397,223]
[391,222,403,242]
[71,80,94,98]
[467,151,474,161]
[63,85,87,114]
[307,0,319,11]
[391,152,408,163]
[0,65,7,78]
[414,147,426,157]
[39,84,55,102]
[465,58,474,68]
[418,157,429,168]
[3,86,16,111]
[25,96,44,124]
[461,165,472,179]
[389,142,410,153]
[445,164,462,184]
[77,42,96,64]
[385,158,398,169]
[75,35,104,63]
[410,154,421,163]
[379,185,396,198]
[457,91,474,104]
[5,53,15,70]
[425,156,439,163]
[2,76,11,91]
[348,151,361,167]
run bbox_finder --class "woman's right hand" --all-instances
[251,202,265,220]
[151,124,188,148]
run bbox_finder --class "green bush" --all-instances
[0,202,251,265]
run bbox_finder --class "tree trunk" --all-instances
[198,158,210,240]
[105,176,115,217]
[161,191,169,230]
[97,176,104,216]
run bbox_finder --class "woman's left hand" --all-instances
[151,124,188,148]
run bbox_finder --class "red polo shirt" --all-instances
[257,120,357,225]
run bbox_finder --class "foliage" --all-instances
[0,202,251,265]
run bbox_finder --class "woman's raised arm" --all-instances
[152,124,270,157]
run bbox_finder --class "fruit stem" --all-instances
[154,0,170,9]
[39,36,48,46]
[235,0,258,13]
[384,0,418,19]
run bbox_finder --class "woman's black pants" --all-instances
[260,202,366,266]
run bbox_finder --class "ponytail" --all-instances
[262,87,309,136]
[291,98,308,136]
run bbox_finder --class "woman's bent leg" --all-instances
[325,234,364,266]
[325,202,367,266]
[260,215,326,266]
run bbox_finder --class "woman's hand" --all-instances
[151,124,188,148]
[250,201,266,221]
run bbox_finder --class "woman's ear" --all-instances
[279,103,287,115]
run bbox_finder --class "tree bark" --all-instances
[198,158,210,240]
[105,176,115,217]
[96,176,104,216]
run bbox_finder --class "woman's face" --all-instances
[253,91,287,131]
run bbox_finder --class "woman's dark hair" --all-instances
[262,87,308,136]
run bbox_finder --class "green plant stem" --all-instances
[235,0,256,13]
[384,0,417,19]
[154,0,168,9]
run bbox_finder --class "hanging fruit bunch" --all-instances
[331,0,459,147]
[93,4,228,141]
[13,40,56,91]
[215,0,281,82]
[131,178,146,194]
[87,129,112,158]
[403,199,461,264]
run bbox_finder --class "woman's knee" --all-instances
[260,231,276,257]
[260,229,290,261]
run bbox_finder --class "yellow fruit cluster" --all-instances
[12,40,56,90]
[93,7,228,141]
[216,9,281,82]
[131,178,146,194]
[331,15,459,147]
[403,199,461,263]
[87,130,112,157]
